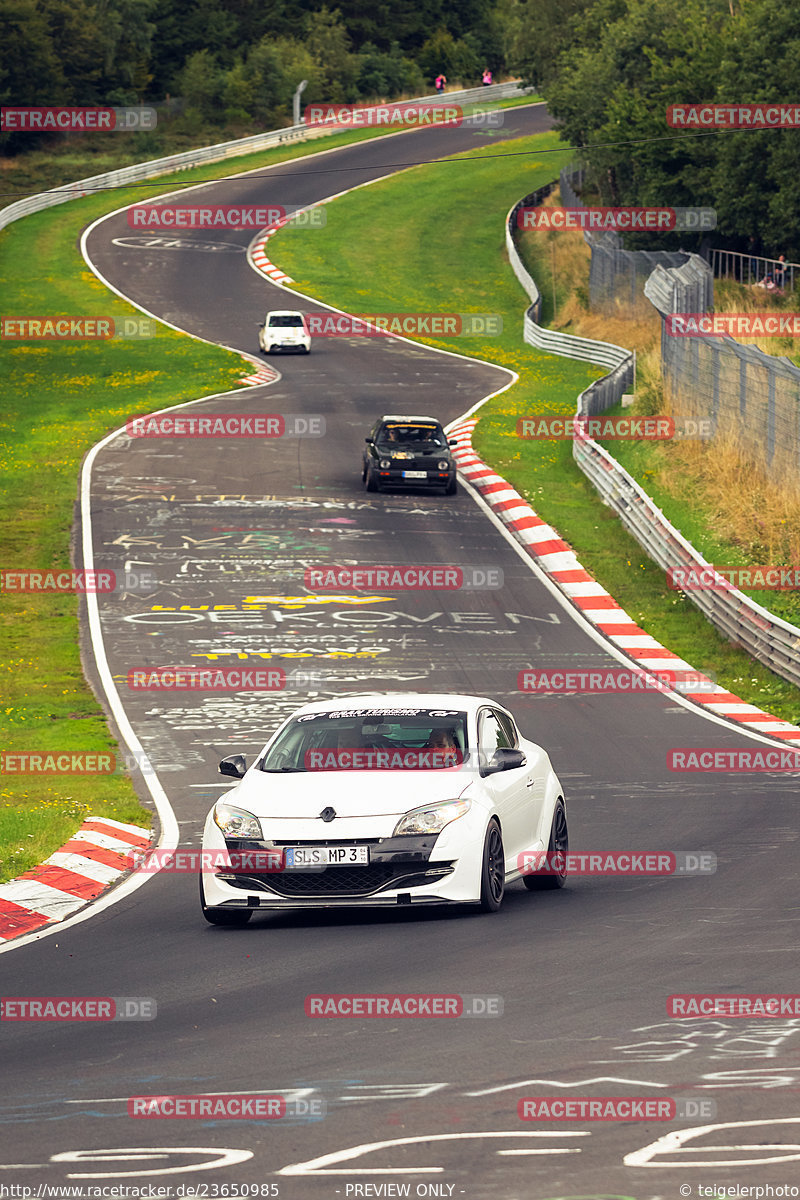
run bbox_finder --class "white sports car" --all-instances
[199,693,568,924]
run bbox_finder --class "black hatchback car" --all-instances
[362,415,459,494]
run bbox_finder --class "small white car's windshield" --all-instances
[259,708,469,772]
[268,314,304,327]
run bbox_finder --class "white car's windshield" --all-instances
[259,708,469,772]
[268,314,304,327]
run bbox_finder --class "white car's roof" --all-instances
[287,693,504,718]
[265,309,305,317]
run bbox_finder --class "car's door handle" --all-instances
[526,778,536,788]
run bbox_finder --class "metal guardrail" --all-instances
[506,189,800,690]
[708,247,798,292]
[646,261,800,482]
[0,82,527,233]
[506,190,635,408]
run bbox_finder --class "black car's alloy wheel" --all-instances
[523,798,568,890]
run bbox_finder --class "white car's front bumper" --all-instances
[200,805,489,909]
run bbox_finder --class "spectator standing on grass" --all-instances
[774,254,787,288]
[482,68,492,86]
[435,73,446,94]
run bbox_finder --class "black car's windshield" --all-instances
[259,708,469,772]
[268,314,304,327]
[377,423,445,447]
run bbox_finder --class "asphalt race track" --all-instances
[3,104,800,1196]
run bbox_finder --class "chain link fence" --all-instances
[559,163,706,315]
[645,261,800,483]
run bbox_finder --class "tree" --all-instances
[0,0,67,152]
[356,41,425,99]
[91,0,157,98]
[711,0,800,256]
[178,47,222,121]
[418,28,479,86]
[543,0,732,245]
[303,8,359,103]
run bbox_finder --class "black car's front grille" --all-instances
[221,862,454,898]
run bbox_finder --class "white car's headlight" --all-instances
[393,799,471,837]
[213,802,263,839]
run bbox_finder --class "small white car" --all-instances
[200,693,568,924]
[258,309,310,354]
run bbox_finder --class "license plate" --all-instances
[285,845,370,868]
[402,470,427,479]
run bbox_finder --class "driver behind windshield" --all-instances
[425,728,458,750]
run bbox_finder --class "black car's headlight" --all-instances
[438,460,450,470]
[393,799,471,837]
[213,802,263,839]
[379,459,392,468]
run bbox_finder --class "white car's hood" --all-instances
[224,768,474,820]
